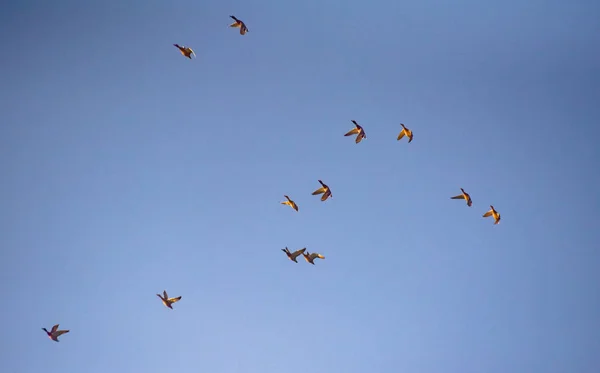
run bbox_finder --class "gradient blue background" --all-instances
[1,1,599,372]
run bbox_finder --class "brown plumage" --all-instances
[311,180,332,201]
[344,120,367,143]
[229,15,249,35]
[450,188,472,207]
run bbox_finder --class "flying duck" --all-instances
[451,188,472,207]
[483,205,501,224]
[282,247,306,263]
[302,249,325,265]
[157,290,182,309]
[281,195,299,211]
[229,15,249,35]
[312,180,332,201]
[397,123,413,143]
[42,324,69,342]
[173,44,196,59]
[344,120,367,143]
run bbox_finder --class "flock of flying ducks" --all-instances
[279,120,501,224]
[40,14,501,344]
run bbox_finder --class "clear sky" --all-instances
[1,1,599,372]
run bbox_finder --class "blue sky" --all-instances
[1,0,599,372]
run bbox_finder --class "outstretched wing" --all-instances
[312,187,326,195]
[397,131,405,141]
[451,194,465,200]
[483,210,493,217]
[356,131,365,143]
[51,324,59,333]
[54,330,69,337]
[310,253,325,260]
[345,128,359,136]
[163,290,168,299]
[230,15,239,22]
[291,248,306,257]
[168,296,182,303]
[321,190,331,201]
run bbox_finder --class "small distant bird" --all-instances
[157,290,182,309]
[281,195,299,211]
[42,324,69,342]
[173,44,196,59]
[451,188,472,207]
[229,15,248,35]
[312,180,332,201]
[397,123,413,143]
[344,120,367,143]
[302,249,325,265]
[483,205,501,225]
[282,247,306,263]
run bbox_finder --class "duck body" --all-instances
[157,290,182,309]
[483,205,501,224]
[345,120,367,143]
[42,324,69,342]
[281,195,299,211]
[302,250,325,265]
[173,44,196,59]
[312,180,332,201]
[229,15,249,35]
[451,188,472,207]
[397,123,413,143]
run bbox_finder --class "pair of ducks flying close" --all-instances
[282,247,326,264]
[344,120,413,144]
[173,15,248,59]
[451,188,501,224]
[280,180,332,212]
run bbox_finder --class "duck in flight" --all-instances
[397,123,413,143]
[281,195,299,211]
[344,120,367,144]
[282,247,306,263]
[157,290,182,309]
[173,44,196,59]
[42,324,69,342]
[312,180,332,201]
[229,15,249,35]
[450,188,472,207]
[302,249,325,265]
[483,205,501,224]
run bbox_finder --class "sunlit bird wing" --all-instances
[345,128,359,136]
[312,187,326,195]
